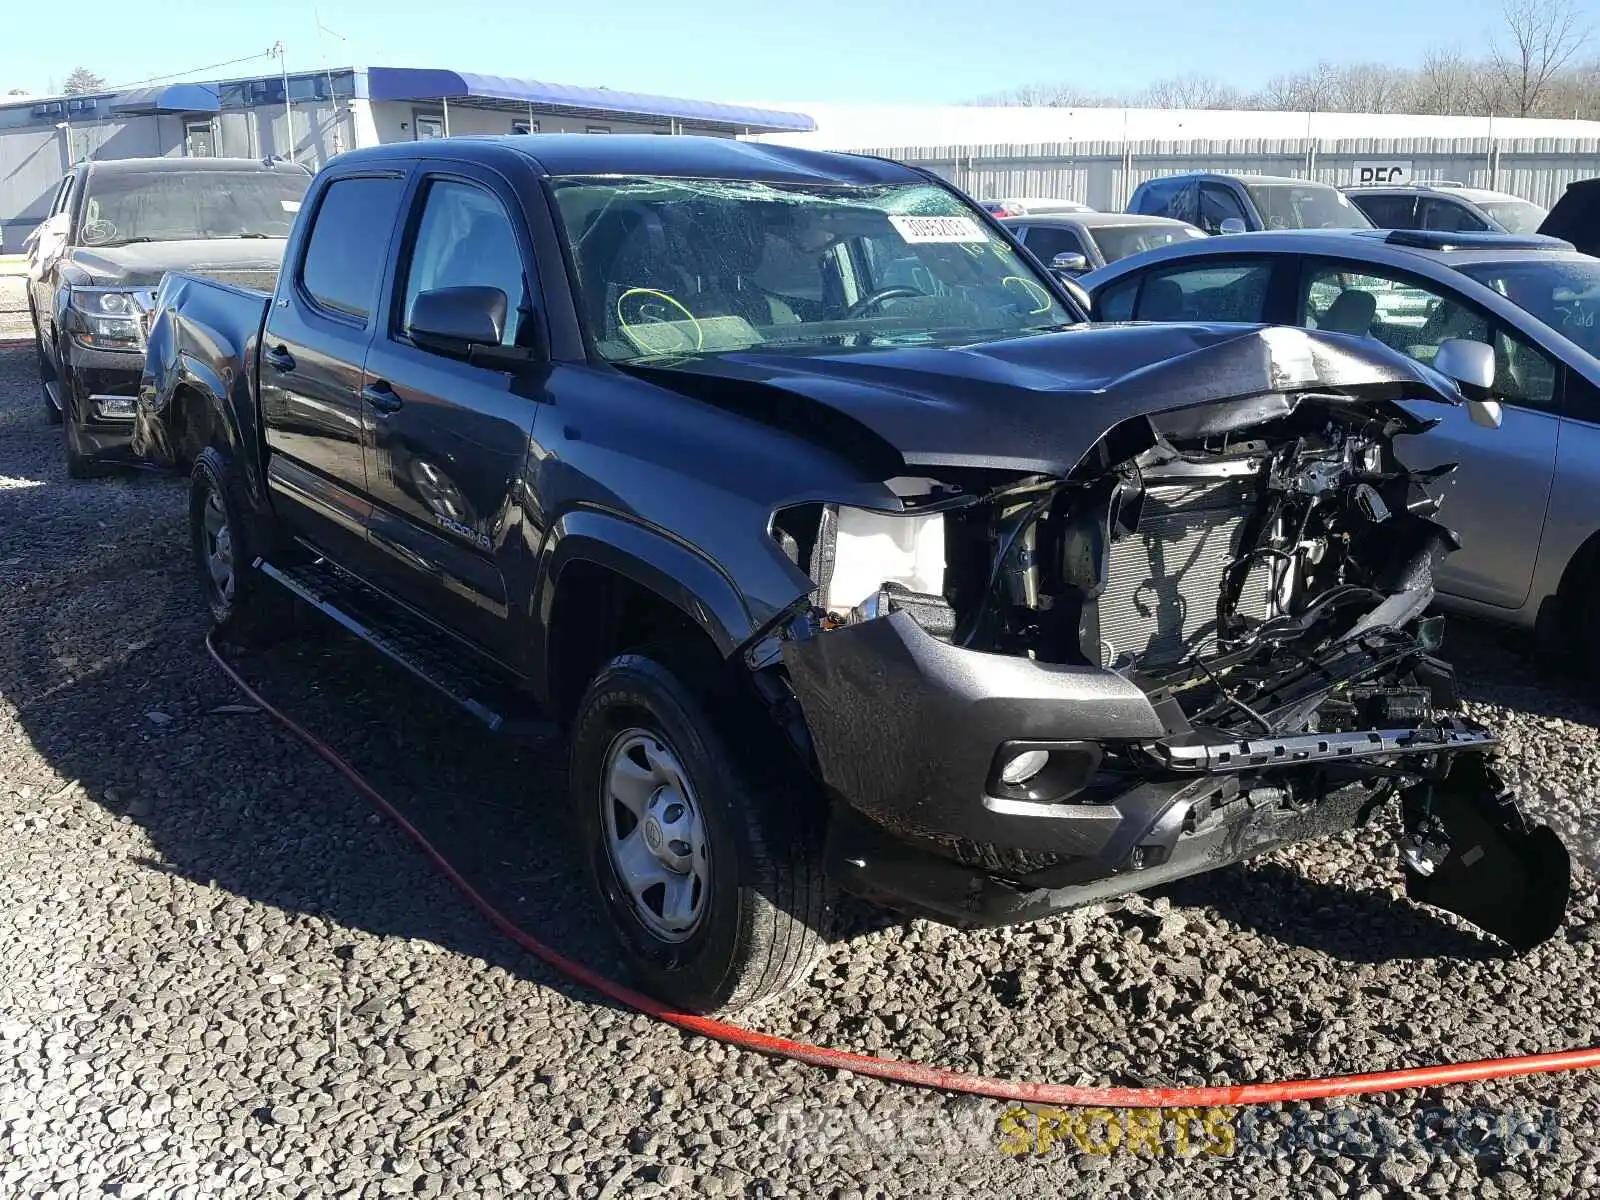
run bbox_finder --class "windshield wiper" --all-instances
[97,236,158,245]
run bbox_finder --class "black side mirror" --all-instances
[410,286,542,369]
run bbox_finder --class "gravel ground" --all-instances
[4,280,1600,1199]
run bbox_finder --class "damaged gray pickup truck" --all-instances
[135,135,1569,1013]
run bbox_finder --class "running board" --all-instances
[255,556,554,737]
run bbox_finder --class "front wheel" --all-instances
[571,651,828,1014]
[35,322,61,426]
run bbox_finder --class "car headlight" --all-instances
[66,287,146,351]
[825,506,945,616]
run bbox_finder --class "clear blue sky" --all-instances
[4,0,1516,105]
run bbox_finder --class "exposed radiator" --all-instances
[1095,479,1275,669]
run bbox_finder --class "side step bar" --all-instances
[255,556,553,737]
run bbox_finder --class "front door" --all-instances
[259,169,408,568]
[1296,258,1560,610]
[358,167,545,659]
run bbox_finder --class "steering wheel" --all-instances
[845,286,926,319]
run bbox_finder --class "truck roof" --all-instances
[330,134,927,186]
[80,156,312,177]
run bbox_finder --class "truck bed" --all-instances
[134,272,275,468]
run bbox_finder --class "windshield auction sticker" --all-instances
[888,215,988,244]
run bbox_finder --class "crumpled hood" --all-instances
[625,323,1464,478]
[67,238,288,286]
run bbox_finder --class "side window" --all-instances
[1357,194,1417,228]
[1494,326,1557,409]
[1134,261,1273,322]
[299,176,406,322]
[1022,226,1089,263]
[1096,276,1139,322]
[1420,199,1487,233]
[1197,184,1249,234]
[1298,261,1555,410]
[50,177,73,216]
[398,178,531,348]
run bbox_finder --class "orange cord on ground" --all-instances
[205,632,1600,1108]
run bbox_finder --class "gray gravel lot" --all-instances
[4,279,1600,1198]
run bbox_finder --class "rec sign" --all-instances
[1353,161,1414,186]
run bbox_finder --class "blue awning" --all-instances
[365,67,813,134]
[110,83,221,115]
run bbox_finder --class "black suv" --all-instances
[134,136,1568,1012]
[27,155,311,477]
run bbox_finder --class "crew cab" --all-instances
[136,136,1567,1013]
[27,155,312,477]
[1129,172,1373,234]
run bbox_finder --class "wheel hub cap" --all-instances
[601,729,710,942]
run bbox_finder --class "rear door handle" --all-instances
[263,345,296,372]
[362,379,403,414]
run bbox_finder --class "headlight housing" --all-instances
[65,287,149,351]
[823,506,945,616]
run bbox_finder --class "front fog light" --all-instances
[999,749,1050,785]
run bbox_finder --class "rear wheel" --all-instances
[571,650,827,1014]
[189,446,294,643]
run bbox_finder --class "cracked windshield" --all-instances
[553,178,1073,359]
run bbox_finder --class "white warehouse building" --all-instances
[0,66,814,248]
[745,103,1600,211]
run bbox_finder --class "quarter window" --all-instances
[299,176,405,322]
[398,178,531,348]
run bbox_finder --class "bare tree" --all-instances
[1334,63,1413,113]
[61,67,106,96]
[1138,72,1243,109]
[1413,47,1475,113]
[1492,0,1591,114]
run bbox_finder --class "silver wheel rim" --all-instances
[600,728,710,943]
[201,488,235,604]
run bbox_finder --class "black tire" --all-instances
[35,321,62,426]
[189,445,295,643]
[571,650,828,1014]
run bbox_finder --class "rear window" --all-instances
[299,176,405,322]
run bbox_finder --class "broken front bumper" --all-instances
[783,611,1568,946]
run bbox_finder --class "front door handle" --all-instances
[263,345,296,372]
[362,379,403,414]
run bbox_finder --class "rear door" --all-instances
[1295,257,1559,609]
[259,167,409,569]
[357,162,546,659]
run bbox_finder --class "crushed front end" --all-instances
[772,373,1570,951]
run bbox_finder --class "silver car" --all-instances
[1081,225,1600,678]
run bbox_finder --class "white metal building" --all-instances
[746,103,1600,211]
[0,67,814,248]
